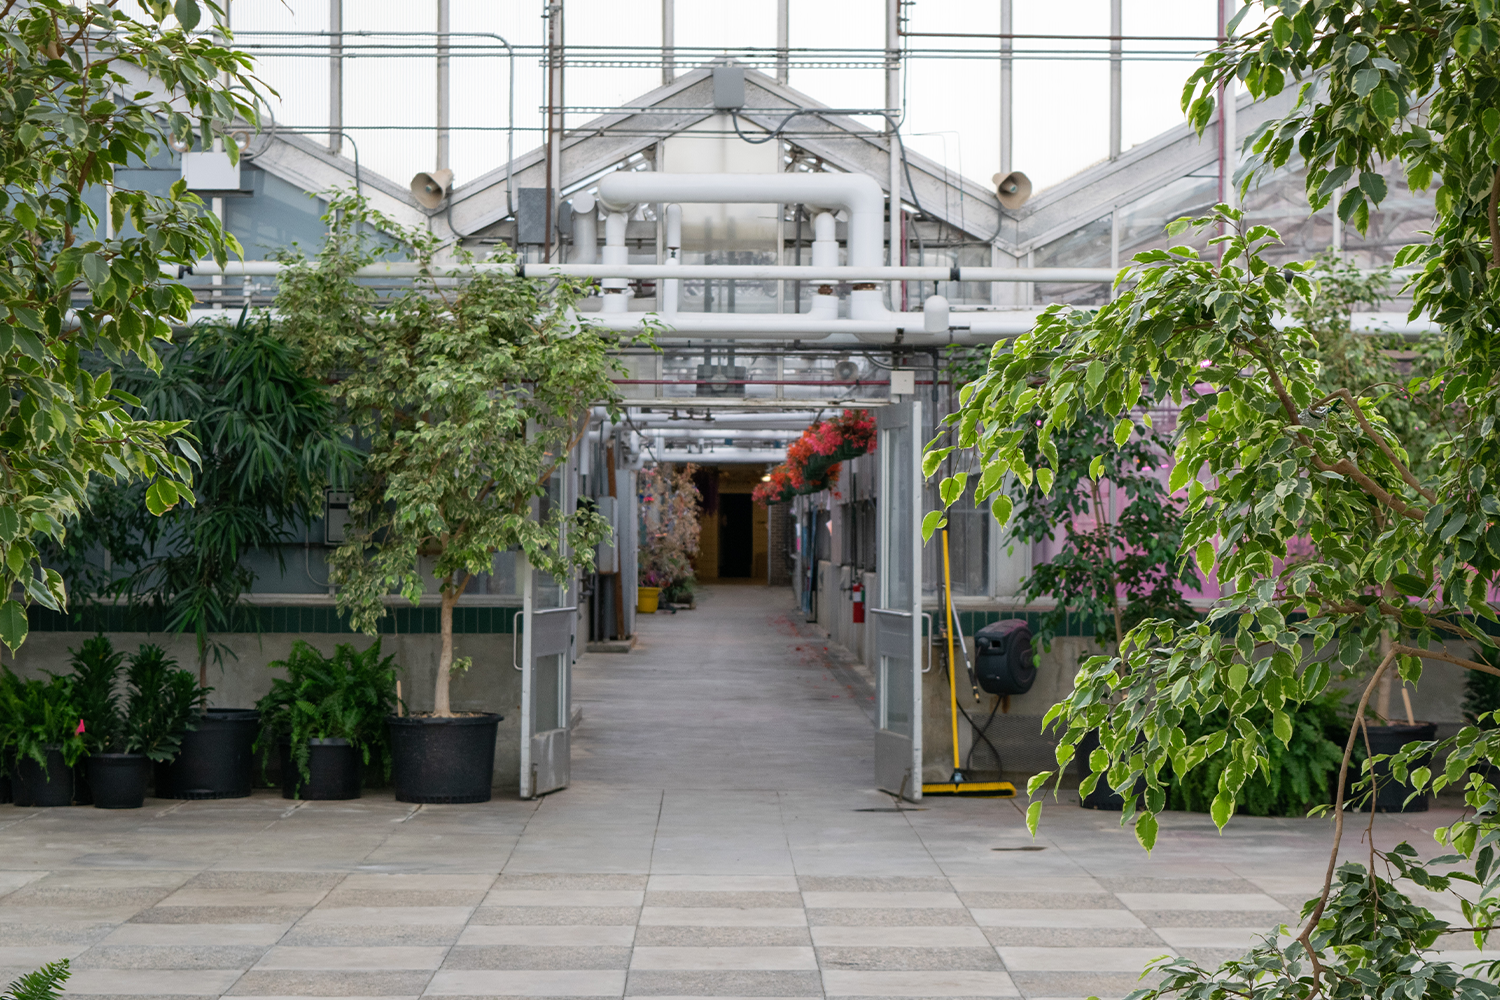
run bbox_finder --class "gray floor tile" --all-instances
[278,926,464,948]
[493,875,647,891]
[816,946,1005,972]
[1007,972,1162,998]
[625,971,823,996]
[1098,878,1258,894]
[441,946,632,970]
[132,909,310,925]
[982,928,1166,948]
[796,878,949,892]
[72,945,269,970]
[1,889,173,909]
[959,892,1124,910]
[643,893,803,909]
[0,925,114,945]
[426,970,626,996]
[632,928,811,948]
[179,874,346,894]
[227,972,434,996]
[470,907,641,926]
[1132,911,1287,928]
[318,891,488,908]
[806,909,974,927]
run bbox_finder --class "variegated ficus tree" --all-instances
[928,2,1500,997]
[0,0,260,651]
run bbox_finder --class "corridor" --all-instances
[0,585,1474,1000]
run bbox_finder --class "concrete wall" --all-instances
[9,630,526,795]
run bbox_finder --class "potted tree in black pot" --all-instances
[256,639,399,800]
[0,669,85,807]
[276,195,617,803]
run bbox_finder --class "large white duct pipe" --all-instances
[600,210,632,313]
[570,194,597,265]
[597,172,886,267]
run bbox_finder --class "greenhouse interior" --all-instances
[2,1,1499,999]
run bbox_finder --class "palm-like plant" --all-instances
[68,636,126,755]
[58,312,358,691]
[123,646,209,762]
[255,640,399,794]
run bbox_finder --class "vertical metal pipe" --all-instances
[436,0,450,171]
[999,0,1012,175]
[886,0,901,305]
[544,1,565,262]
[1109,0,1121,160]
[775,0,789,85]
[661,0,675,85]
[328,0,342,155]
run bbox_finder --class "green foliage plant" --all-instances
[274,194,626,716]
[0,669,84,768]
[254,639,399,795]
[3,960,70,1000]
[928,3,1500,996]
[1168,694,1346,817]
[123,645,207,762]
[68,635,126,755]
[55,312,356,692]
[638,464,702,592]
[0,0,264,653]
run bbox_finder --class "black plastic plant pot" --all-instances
[0,773,10,804]
[73,763,93,806]
[1356,721,1439,813]
[154,709,261,800]
[279,738,363,801]
[1076,729,1145,811]
[15,747,75,807]
[388,713,501,804]
[87,754,152,809]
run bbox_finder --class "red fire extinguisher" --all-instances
[852,581,865,623]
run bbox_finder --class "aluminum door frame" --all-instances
[873,398,923,801]
[518,443,581,799]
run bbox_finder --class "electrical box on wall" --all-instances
[181,151,241,191]
[594,496,619,574]
[890,369,916,395]
[324,489,351,546]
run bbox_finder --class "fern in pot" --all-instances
[255,640,399,801]
[69,640,207,809]
[0,669,85,807]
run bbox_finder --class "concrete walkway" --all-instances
[0,584,1481,1000]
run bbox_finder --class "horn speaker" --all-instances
[992,171,1032,210]
[411,168,454,210]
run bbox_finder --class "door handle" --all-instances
[512,610,524,671]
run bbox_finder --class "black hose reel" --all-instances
[973,619,1037,696]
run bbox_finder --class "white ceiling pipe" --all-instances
[183,260,1119,283]
[654,430,794,440]
[597,171,886,266]
[652,447,789,464]
[600,211,631,311]
[570,194,597,265]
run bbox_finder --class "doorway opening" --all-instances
[719,494,753,577]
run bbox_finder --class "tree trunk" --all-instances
[434,586,458,717]
[1375,631,1393,723]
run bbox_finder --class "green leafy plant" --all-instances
[57,312,356,692]
[123,646,208,763]
[255,640,399,794]
[275,193,626,716]
[0,0,264,653]
[0,670,84,769]
[68,635,126,755]
[3,960,70,1000]
[638,464,702,592]
[1167,694,1347,818]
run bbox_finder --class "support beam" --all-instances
[776,0,789,85]
[545,1,565,262]
[436,0,450,171]
[1109,0,1121,160]
[999,0,1012,175]
[662,0,675,85]
[328,0,342,155]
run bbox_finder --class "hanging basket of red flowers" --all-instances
[752,410,876,505]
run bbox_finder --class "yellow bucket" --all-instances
[637,586,661,614]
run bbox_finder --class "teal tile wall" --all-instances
[28,604,520,635]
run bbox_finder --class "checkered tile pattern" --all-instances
[1,868,1404,1000]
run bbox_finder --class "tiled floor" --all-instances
[0,586,1475,1000]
